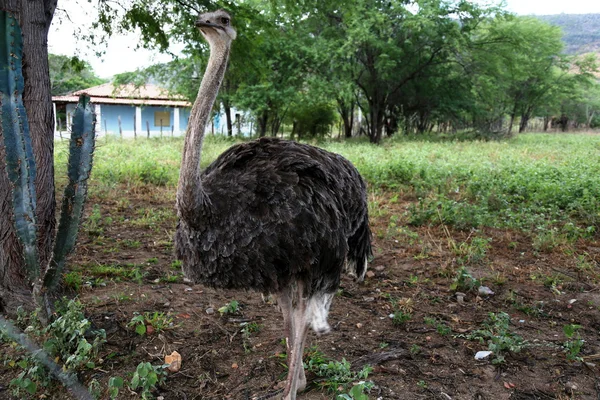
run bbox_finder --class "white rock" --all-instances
[478,286,495,296]
[474,351,493,360]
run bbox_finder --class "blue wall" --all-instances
[101,105,136,134]
[179,108,190,132]
[98,104,190,136]
[60,102,194,137]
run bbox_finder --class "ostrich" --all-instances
[175,10,372,399]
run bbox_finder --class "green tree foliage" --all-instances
[87,0,599,142]
[49,54,106,95]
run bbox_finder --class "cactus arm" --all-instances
[0,11,40,281]
[44,95,96,290]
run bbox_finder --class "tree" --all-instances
[0,0,57,314]
[49,54,106,95]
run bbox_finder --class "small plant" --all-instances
[130,362,167,400]
[457,237,491,264]
[337,381,375,400]
[532,227,566,252]
[304,347,374,395]
[462,312,527,364]
[424,316,452,336]
[410,344,421,355]
[128,312,174,336]
[392,311,412,326]
[241,322,261,353]
[218,300,240,315]
[85,204,104,236]
[388,296,413,326]
[562,324,584,362]
[64,271,83,292]
[5,299,106,397]
[108,376,124,399]
[417,380,428,389]
[122,239,141,249]
[450,266,480,292]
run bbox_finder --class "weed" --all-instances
[311,358,372,394]
[450,266,481,292]
[562,324,584,362]
[5,300,106,397]
[130,362,167,400]
[461,312,527,364]
[532,227,567,252]
[241,322,261,353]
[88,378,102,399]
[107,376,124,399]
[410,344,421,355]
[218,300,240,315]
[424,317,452,336]
[337,381,375,400]
[452,236,491,265]
[88,263,144,283]
[162,272,182,283]
[64,271,83,292]
[128,312,174,336]
[122,239,141,249]
[417,380,428,389]
[392,311,412,326]
[387,297,413,326]
[85,204,104,236]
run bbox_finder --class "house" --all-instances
[52,83,191,138]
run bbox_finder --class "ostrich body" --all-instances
[176,10,372,399]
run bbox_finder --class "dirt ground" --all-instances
[2,184,600,400]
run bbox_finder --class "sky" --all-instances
[48,0,600,79]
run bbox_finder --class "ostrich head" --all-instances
[195,9,237,45]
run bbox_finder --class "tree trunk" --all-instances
[336,97,354,139]
[519,106,533,133]
[368,102,384,144]
[223,100,233,137]
[257,110,268,138]
[0,0,57,314]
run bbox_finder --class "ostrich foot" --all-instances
[275,372,306,393]
[251,388,284,400]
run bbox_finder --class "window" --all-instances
[154,111,170,127]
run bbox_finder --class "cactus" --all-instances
[1,10,96,308]
[44,96,96,289]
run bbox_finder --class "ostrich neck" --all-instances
[177,42,230,224]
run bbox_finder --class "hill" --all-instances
[537,14,600,54]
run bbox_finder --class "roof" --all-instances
[52,83,192,107]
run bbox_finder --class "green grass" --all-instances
[55,133,600,238]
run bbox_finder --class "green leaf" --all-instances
[136,324,147,336]
[24,378,37,395]
[130,374,140,389]
[109,376,124,388]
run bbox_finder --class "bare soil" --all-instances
[2,185,600,399]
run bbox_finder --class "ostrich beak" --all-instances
[195,19,222,30]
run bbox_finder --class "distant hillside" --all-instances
[537,14,600,54]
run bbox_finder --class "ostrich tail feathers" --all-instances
[346,213,372,281]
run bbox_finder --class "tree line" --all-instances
[84,0,600,144]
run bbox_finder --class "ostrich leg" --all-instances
[281,286,309,400]
[279,289,307,393]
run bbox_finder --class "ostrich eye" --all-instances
[221,17,229,25]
